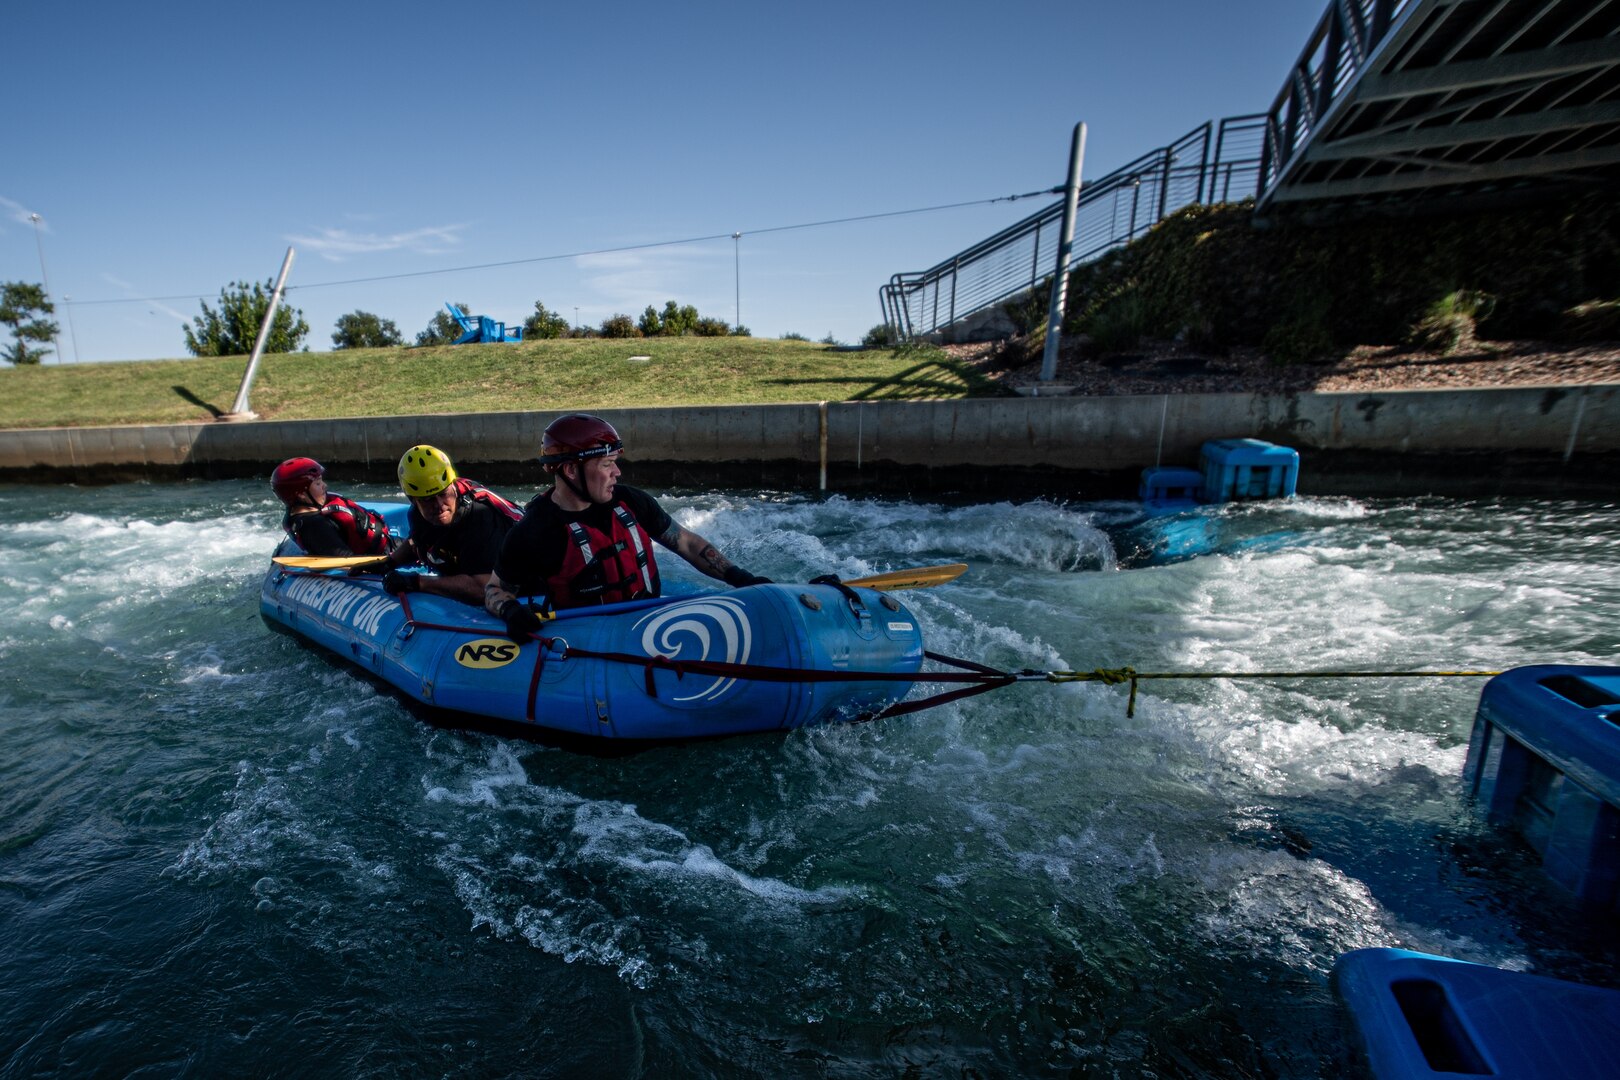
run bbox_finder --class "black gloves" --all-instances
[382,570,421,594]
[723,566,773,588]
[500,600,543,643]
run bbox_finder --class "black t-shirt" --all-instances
[406,488,518,577]
[494,484,673,597]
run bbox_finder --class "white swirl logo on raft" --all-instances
[633,597,753,703]
[282,575,400,637]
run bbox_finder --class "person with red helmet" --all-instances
[378,444,523,606]
[485,413,770,638]
[270,457,395,557]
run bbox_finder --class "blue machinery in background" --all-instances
[445,301,524,345]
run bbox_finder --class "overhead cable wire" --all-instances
[63,189,1063,307]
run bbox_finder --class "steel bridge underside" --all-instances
[1259,0,1620,212]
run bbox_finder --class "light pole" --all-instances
[27,213,65,363]
[61,296,81,364]
[732,232,742,332]
[574,307,580,334]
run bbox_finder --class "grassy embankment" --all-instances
[0,338,1010,430]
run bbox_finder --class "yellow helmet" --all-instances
[397,444,458,497]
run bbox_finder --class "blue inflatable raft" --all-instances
[1335,947,1620,1079]
[261,504,925,741]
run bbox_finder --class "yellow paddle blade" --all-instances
[843,563,968,591]
[272,554,391,571]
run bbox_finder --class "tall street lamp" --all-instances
[27,213,66,363]
[732,232,742,332]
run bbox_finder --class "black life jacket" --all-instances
[283,493,393,555]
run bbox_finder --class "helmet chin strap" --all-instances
[561,462,595,504]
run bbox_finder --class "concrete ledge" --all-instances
[1,385,1615,497]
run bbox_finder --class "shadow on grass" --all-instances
[767,357,1014,400]
[172,385,224,418]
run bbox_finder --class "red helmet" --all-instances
[271,457,324,503]
[539,414,623,472]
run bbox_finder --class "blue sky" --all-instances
[3,1,1323,363]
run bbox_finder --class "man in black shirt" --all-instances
[381,445,522,606]
[486,414,770,639]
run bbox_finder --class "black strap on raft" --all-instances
[541,640,1014,720]
[383,594,1501,722]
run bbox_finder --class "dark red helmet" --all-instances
[539,414,623,471]
[271,457,324,503]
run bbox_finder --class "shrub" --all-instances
[523,301,571,339]
[661,301,699,336]
[693,317,731,336]
[1080,289,1149,355]
[599,313,641,338]
[332,310,403,349]
[780,331,809,341]
[1001,283,1051,336]
[1554,299,1620,342]
[861,323,898,348]
[730,324,751,337]
[1406,290,1495,353]
[416,304,468,347]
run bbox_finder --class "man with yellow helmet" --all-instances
[380,445,523,605]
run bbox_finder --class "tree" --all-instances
[862,323,898,348]
[522,300,571,339]
[637,305,663,337]
[184,280,308,357]
[332,310,403,349]
[660,300,698,336]
[0,282,57,366]
[416,303,469,347]
[599,313,641,338]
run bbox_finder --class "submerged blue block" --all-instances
[1138,465,1202,511]
[1335,948,1620,1079]
[1464,665,1620,908]
[1199,438,1299,502]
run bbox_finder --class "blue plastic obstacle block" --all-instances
[1138,465,1202,511]
[1464,665,1620,908]
[1335,948,1620,1079]
[1198,438,1299,503]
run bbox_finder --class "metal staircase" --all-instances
[881,0,1620,343]
[880,116,1265,342]
[1258,0,1620,210]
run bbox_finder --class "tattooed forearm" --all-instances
[696,544,734,577]
[484,572,517,617]
[668,526,736,581]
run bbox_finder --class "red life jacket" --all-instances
[452,478,522,521]
[546,502,661,608]
[418,479,522,569]
[283,493,393,555]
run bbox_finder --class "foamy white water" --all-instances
[1,480,1617,1077]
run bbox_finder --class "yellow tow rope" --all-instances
[1036,667,1503,717]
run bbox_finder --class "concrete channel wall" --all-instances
[1,385,1616,497]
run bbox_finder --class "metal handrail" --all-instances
[1256,0,1416,207]
[882,115,1266,341]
